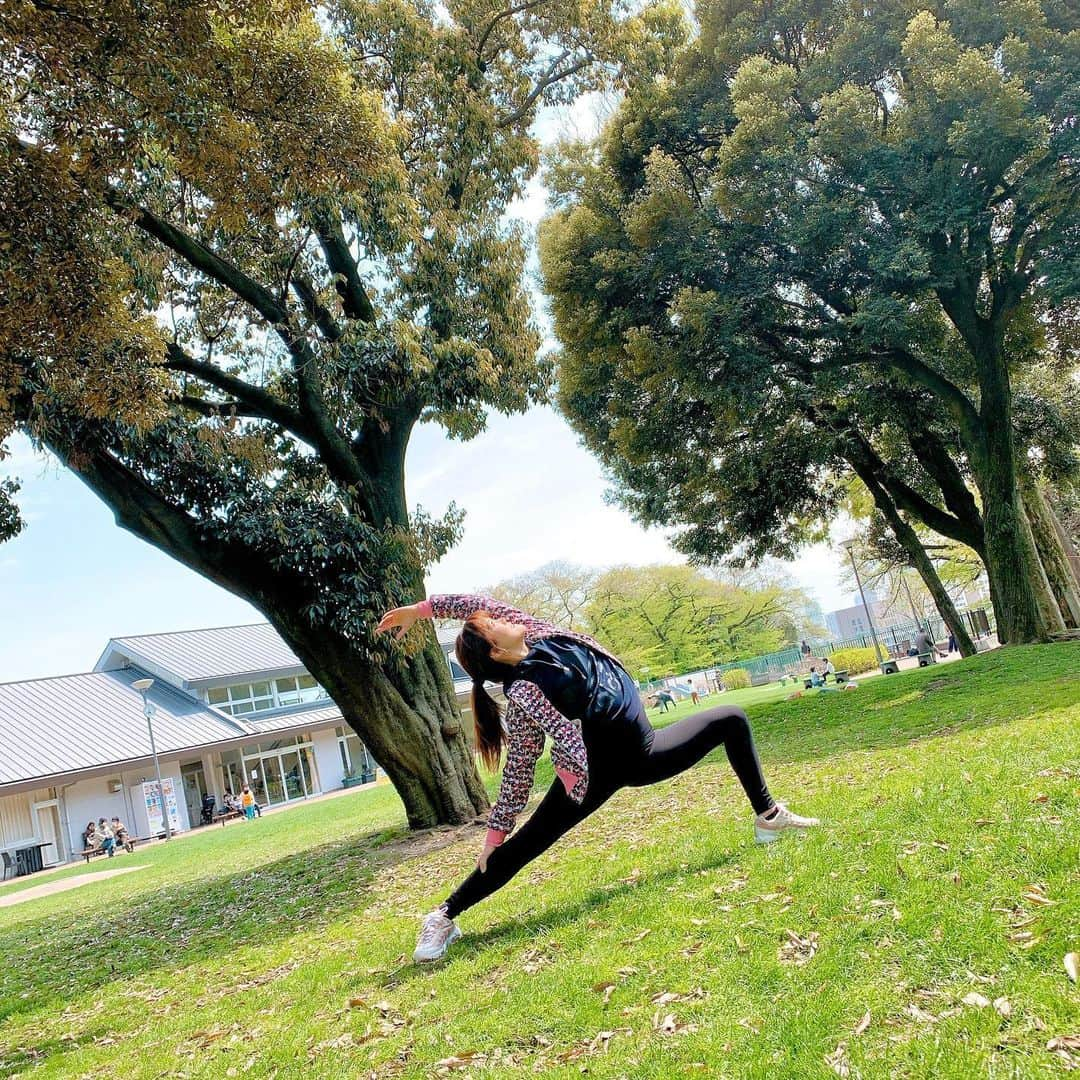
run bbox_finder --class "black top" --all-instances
[506,635,645,739]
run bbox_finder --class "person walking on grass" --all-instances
[241,785,257,821]
[376,595,819,964]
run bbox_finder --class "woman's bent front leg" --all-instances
[443,778,615,919]
[631,705,775,815]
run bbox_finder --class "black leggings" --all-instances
[443,704,774,918]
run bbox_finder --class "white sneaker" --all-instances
[413,908,461,963]
[754,803,820,844]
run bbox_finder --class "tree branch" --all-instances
[496,53,592,128]
[291,276,343,342]
[313,212,376,322]
[475,0,553,60]
[103,186,288,327]
[164,343,314,438]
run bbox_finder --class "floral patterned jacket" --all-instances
[417,594,627,846]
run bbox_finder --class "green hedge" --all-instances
[829,647,879,675]
[723,668,751,689]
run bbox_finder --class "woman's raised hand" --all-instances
[375,604,421,639]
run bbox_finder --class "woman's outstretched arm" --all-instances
[376,594,557,639]
[418,594,555,634]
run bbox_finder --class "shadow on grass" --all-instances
[383,845,748,989]
[0,819,479,1038]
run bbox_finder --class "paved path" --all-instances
[0,865,148,908]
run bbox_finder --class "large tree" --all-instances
[0,0,682,826]
[540,0,1079,644]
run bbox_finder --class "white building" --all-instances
[1,622,470,871]
[824,597,912,640]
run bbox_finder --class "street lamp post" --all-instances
[132,678,171,840]
[842,540,889,671]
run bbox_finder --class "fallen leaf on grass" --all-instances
[1047,1036,1080,1071]
[904,1003,937,1024]
[962,992,991,1009]
[651,992,682,1006]
[434,1051,484,1071]
[853,1011,871,1037]
[652,1011,697,1037]
[308,1033,355,1058]
[824,1041,850,1077]
[1065,953,1080,983]
[621,929,652,945]
[778,929,818,966]
[993,997,1012,1018]
[1023,884,1056,906]
[593,982,616,1005]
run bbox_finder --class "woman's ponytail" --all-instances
[470,681,504,772]
[455,614,517,771]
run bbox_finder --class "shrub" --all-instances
[829,647,879,674]
[723,668,751,689]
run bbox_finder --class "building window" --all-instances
[448,656,469,681]
[240,736,319,807]
[207,676,328,715]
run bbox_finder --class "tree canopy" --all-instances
[540,0,1079,644]
[0,0,684,827]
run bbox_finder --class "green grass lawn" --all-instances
[2,643,1078,1078]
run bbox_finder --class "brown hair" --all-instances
[455,612,519,771]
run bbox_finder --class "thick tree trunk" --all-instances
[1020,475,1080,629]
[969,358,1061,644]
[265,612,489,828]
[848,456,977,657]
[898,530,977,658]
[55,434,491,829]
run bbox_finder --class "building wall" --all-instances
[310,727,346,792]
[0,791,36,848]
[62,760,190,854]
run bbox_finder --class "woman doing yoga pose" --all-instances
[376,594,819,962]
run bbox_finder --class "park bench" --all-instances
[917,652,935,667]
[803,671,847,690]
[80,836,142,864]
[213,808,244,826]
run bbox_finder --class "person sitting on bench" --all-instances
[912,628,945,661]
[111,816,135,854]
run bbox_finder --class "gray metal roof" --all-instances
[0,668,354,788]
[244,702,343,735]
[98,623,305,684]
[0,667,249,787]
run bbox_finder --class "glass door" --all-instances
[263,755,285,805]
[299,747,317,796]
[247,763,268,806]
[281,752,304,801]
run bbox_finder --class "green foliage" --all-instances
[540,0,1080,641]
[582,563,800,673]
[830,647,880,675]
[722,667,751,689]
[0,0,681,650]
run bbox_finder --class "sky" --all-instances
[0,101,856,685]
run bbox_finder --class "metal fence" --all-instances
[702,607,996,680]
